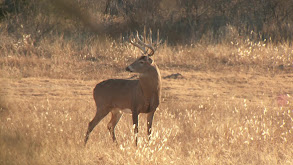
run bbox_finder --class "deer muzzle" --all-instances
[126,66,134,72]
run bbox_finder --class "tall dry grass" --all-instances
[1,1,293,164]
[1,31,292,80]
[0,85,292,164]
[1,35,293,164]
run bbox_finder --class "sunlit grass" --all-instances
[1,35,293,80]
[1,85,292,164]
[1,9,293,165]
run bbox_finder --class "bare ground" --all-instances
[3,69,293,106]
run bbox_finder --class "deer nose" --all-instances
[126,66,133,72]
[126,66,135,72]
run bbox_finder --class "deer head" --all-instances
[126,31,158,73]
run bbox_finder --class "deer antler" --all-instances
[129,33,147,54]
[129,31,155,56]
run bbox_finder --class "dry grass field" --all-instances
[0,1,293,163]
[1,36,293,164]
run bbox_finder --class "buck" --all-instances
[84,32,161,146]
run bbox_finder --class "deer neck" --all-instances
[138,64,161,99]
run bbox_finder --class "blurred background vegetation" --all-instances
[0,2,292,164]
[0,0,292,79]
[1,0,292,45]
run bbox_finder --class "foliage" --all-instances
[1,0,293,44]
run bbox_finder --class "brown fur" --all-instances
[84,56,161,146]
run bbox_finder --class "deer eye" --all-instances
[139,61,144,64]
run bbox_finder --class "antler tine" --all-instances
[152,29,162,50]
[156,29,160,46]
[149,29,152,45]
[129,33,147,54]
[135,31,145,46]
[136,31,155,56]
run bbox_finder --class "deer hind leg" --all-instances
[84,107,109,145]
[107,110,122,142]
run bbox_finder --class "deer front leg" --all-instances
[132,110,139,146]
[147,111,155,140]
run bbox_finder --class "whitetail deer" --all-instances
[84,32,161,146]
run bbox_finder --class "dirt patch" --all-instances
[2,70,292,108]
